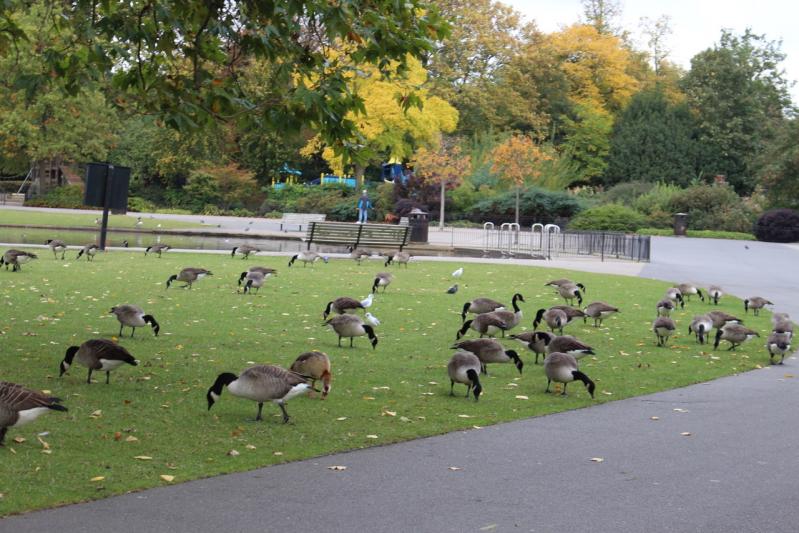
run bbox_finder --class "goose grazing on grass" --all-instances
[166,268,212,289]
[461,296,505,322]
[491,293,525,335]
[678,283,704,302]
[656,299,675,317]
[231,245,259,259]
[533,308,568,335]
[766,332,792,365]
[372,272,394,293]
[545,279,586,293]
[385,252,411,267]
[708,285,724,305]
[714,324,759,351]
[652,316,676,347]
[509,331,554,364]
[206,365,312,422]
[744,296,773,316]
[0,381,68,445]
[325,314,378,349]
[348,246,372,264]
[59,339,138,384]
[557,283,583,306]
[288,251,328,267]
[772,319,794,339]
[1,249,37,271]
[549,305,586,324]
[772,313,791,327]
[583,301,619,327]
[456,313,507,339]
[45,239,67,260]
[447,351,483,401]
[76,244,99,261]
[322,297,364,319]
[110,305,160,337]
[145,243,170,258]
[707,310,742,330]
[544,352,595,398]
[665,287,684,309]
[688,314,713,344]
[452,338,523,375]
[239,271,266,294]
[546,335,595,359]
[290,351,332,398]
[248,266,277,277]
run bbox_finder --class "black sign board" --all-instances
[84,163,131,250]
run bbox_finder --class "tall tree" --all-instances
[639,15,673,77]
[561,104,613,183]
[682,29,793,192]
[581,0,623,36]
[491,135,553,224]
[604,89,698,186]
[412,137,471,229]
[758,118,799,209]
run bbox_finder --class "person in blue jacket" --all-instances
[357,189,372,223]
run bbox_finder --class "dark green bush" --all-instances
[603,181,655,205]
[568,204,646,232]
[25,185,88,209]
[667,183,759,232]
[127,196,157,212]
[753,208,799,243]
[469,187,584,225]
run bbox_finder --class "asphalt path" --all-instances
[3,236,799,533]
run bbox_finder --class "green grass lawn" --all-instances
[0,209,203,230]
[0,250,776,515]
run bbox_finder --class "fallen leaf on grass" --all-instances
[227,449,240,457]
[328,465,347,471]
[90,476,105,482]
[12,437,25,444]
[457,414,472,418]
[366,434,379,439]
[125,436,139,443]
[335,417,348,421]
[273,451,283,456]
[382,410,397,417]
[160,475,175,482]
[89,410,102,419]
[134,456,153,461]
[37,436,50,450]
[245,444,256,450]
[515,395,529,400]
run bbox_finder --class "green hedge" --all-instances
[637,227,755,240]
[568,204,646,232]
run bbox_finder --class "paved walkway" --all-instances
[3,234,799,532]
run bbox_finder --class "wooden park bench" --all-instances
[279,213,326,232]
[305,221,410,250]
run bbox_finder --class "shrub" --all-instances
[568,204,646,232]
[753,208,799,243]
[25,185,88,209]
[229,207,255,217]
[603,181,655,205]
[469,187,584,225]
[201,204,221,216]
[127,196,157,213]
[637,228,755,240]
[667,183,760,233]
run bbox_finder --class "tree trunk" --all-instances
[354,163,366,187]
[439,180,446,230]
[515,186,520,225]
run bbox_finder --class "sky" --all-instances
[502,0,799,100]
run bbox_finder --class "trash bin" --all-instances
[408,208,429,243]
[673,212,688,236]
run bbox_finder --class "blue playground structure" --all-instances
[382,163,409,185]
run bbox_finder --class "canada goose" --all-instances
[557,283,583,306]
[1,249,37,271]
[491,293,525,336]
[656,299,675,317]
[533,308,568,334]
[678,283,704,302]
[652,316,676,347]
[708,285,724,305]
[766,332,792,365]
[544,352,595,398]
[688,314,713,344]
[707,310,742,329]
[772,320,794,339]
[166,267,212,289]
[348,246,372,264]
[59,339,138,384]
[290,351,332,398]
[583,301,619,327]
[110,305,160,337]
[206,365,311,422]
[545,279,586,293]
[772,313,791,327]
[509,331,554,364]
[45,239,67,260]
[239,271,266,294]
[288,251,328,267]
[238,270,274,287]
[323,297,365,319]
[231,245,259,259]
[456,312,508,339]
[145,243,170,258]
[452,267,464,278]
[550,305,586,323]
[714,323,759,350]
[385,252,411,267]
[325,314,378,349]
[461,296,505,322]
[546,335,595,359]
[451,338,523,375]
[0,381,68,445]
[248,266,278,277]
[372,272,394,293]
[744,296,773,316]
[665,288,685,309]
[447,351,483,401]
[76,244,99,261]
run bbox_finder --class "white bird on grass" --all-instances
[135,217,143,227]
[361,294,374,308]
[365,312,381,326]
[452,267,463,278]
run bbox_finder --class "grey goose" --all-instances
[451,338,523,375]
[546,335,595,359]
[110,305,160,337]
[714,324,759,351]
[447,351,483,401]
[290,351,332,398]
[652,316,676,347]
[288,251,328,267]
[509,331,554,364]
[708,285,724,305]
[145,243,170,257]
[385,252,411,267]
[456,312,508,339]
[325,314,378,349]
[166,267,212,289]
[206,365,312,422]
[744,296,773,316]
[491,293,525,335]
[0,381,67,445]
[766,332,792,365]
[1,249,38,271]
[239,270,267,294]
[461,296,506,322]
[76,244,99,261]
[678,283,704,302]
[372,272,394,293]
[323,297,364,319]
[533,308,568,335]
[688,314,713,344]
[544,352,595,398]
[45,239,67,260]
[59,339,138,384]
[231,245,259,259]
[583,301,619,327]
